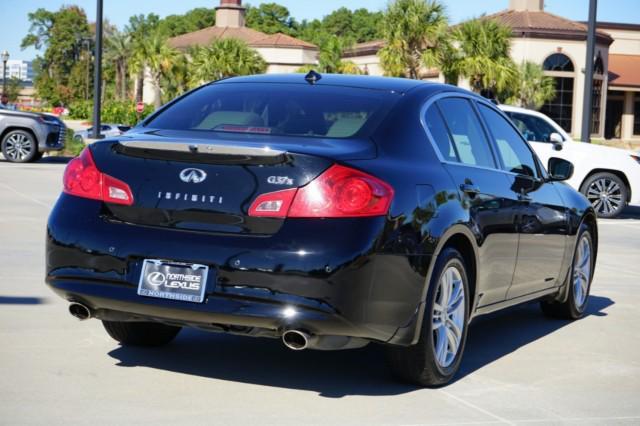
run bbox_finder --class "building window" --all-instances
[634,94,640,136]
[541,54,575,133]
[543,53,575,72]
[591,79,603,134]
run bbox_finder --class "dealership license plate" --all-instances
[138,260,209,303]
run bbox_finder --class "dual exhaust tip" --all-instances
[68,302,91,321]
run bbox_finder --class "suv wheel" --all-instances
[2,130,39,163]
[102,321,181,347]
[541,224,594,319]
[580,172,627,218]
[387,247,470,387]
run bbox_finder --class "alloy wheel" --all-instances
[432,265,465,368]
[573,235,592,309]
[586,177,623,216]
[4,133,34,161]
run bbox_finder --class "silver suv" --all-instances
[0,108,66,163]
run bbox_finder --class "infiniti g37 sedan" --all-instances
[46,74,597,386]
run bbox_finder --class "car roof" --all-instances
[216,73,438,94]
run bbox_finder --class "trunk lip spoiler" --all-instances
[118,140,286,158]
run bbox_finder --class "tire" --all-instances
[541,224,594,320]
[102,321,181,347]
[1,130,39,163]
[32,151,43,162]
[580,172,628,218]
[387,247,470,387]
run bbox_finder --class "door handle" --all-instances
[460,183,480,195]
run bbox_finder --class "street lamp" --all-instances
[1,50,9,96]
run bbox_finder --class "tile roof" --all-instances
[483,9,613,44]
[608,54,640,88]
[168,26,317,50]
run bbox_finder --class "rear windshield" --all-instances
[144,83,400,139]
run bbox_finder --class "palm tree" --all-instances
[504,61,556,110]
[378,0,449,79]
[451,18,517,95]
[105,30,131,101]
[297,36,363,75]
[141,34,179,109]
[188,38,267,87]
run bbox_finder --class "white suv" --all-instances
[500,105,640,218]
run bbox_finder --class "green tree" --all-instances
[105,30,132,101]
[298,36,362,75]
[158,8,216,37]
[5,78,22,103]
[245,3,297,35]
[378,0,449,79]
[451,18,517,94]
[140,34,179,109]
[22,6,92,105]
[188,38,267,86]
[126,14,161,102]
[322,8,382,43]
[503,61,556,109]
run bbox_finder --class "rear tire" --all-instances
[387,247,470,387]
[580,172,627,218]
[102,321,181,347]
[541,224,594,320]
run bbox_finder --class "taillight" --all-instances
[63,148,134,206]
[248,164,393,218]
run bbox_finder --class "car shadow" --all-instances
[0,296,47,304]
[107,295,613,397]
[0,155,73,164]
[617,205,640,220]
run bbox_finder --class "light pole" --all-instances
[581,0,598,143]
[1,50,9,96]
[91,0,103,139]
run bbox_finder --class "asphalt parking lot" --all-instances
[1,157,639,425]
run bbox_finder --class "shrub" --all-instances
[68,100,155,126]
[63,129,85,157]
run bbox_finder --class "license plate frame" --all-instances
[137,259,209,304]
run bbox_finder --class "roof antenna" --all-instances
[304,70,322,85]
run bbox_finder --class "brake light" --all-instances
[63,148,134,205]
[248,165,393,218]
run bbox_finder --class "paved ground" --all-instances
[1,157,639,426]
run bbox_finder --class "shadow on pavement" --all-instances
[617,205,640,220]
[0,156,73,164]
[0,296,47,304]
[108,295,613,397]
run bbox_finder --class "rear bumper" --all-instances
[46,195,429,346]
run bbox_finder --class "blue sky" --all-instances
[3,0,640,62]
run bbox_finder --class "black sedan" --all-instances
[46,74,597,386]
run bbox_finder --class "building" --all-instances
[143,0,319,105]
[4,60,34,82]
[344,0,640,141]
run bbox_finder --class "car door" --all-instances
[424,97,519,307]
[479,103,569,299]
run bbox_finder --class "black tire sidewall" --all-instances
[421,248,471,382]
[581,173,627,218]
[566,225,595,318]
[2,130,38,163]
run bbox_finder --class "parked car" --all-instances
[500,105,640,218]
[74,124,131,143]
[46,74,598,386]
[0,108,66,162]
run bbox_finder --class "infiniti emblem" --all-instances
[179,168,207,184]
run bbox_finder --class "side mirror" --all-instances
[547,157,574,181]
[550,132,564,151]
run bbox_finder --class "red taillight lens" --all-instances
[248,164,393,218]
[63,148,134,206]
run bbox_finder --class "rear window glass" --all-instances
[144,83,400,139]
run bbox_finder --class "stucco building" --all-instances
[143,0,318,105]
[344,0,640,141]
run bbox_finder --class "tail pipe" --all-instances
[69,303,92,321]
[282,330,311,351]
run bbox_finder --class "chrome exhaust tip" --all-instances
[69,303,91,321]
[282,330,310,351]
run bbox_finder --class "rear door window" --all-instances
[436,98,496,168]
[425,104,458,162]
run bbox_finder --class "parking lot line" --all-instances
[439,390,516,425]
[0,182,51,208]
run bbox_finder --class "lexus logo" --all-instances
[146,272,166,287]
[179,168,207,184]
